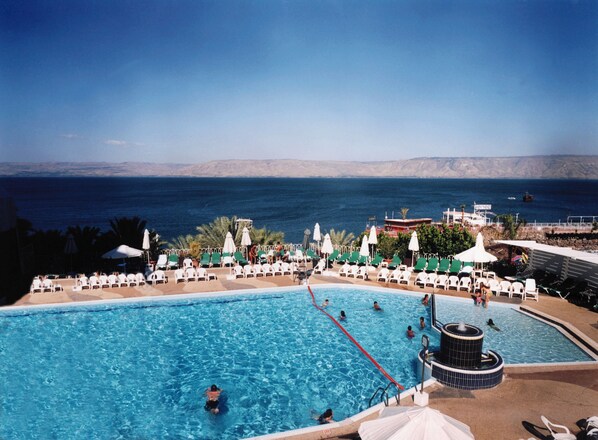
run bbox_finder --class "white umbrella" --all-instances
[142,229,151,262]
[313,223,321,242]
[241,227,252,259]
[408,231,419,267]
[368,225,378,258]
[454,232,497,265]
[321,233,334,275]
[223,232,236,254]
[359,235,371,275]
[358,406,474,440]
[102,244,143,259]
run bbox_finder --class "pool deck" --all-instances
[11,267,598,440]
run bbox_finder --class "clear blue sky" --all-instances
[1,0,597,163]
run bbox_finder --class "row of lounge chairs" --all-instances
[412,257,473,274]
[338,263,369,279]
[74,273,147,290]
[30,278,64,293]
[232,262,294,278]
[376,268,412,284]
[174,268,217,283]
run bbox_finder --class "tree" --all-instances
[250,227,285,245]
[498,214,527,240]
[400,207,409,220]
[414,224,474,257]
[329,229,355,247]
[106,216,147,249]
[168,234,198,251]
[196,216,238,248]
[376,232,410,259]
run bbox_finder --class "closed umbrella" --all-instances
[358,406,474,440]
[321,233,333,274]
[368,225,378,258]
[313,223,321,253]
[223,232,236,269]
[408,231,419,267]
[359,235,370,276]
[241,227,252,259]
[142,229,150,261]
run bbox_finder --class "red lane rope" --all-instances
[307,285,404,390]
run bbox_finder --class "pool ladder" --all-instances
[368,381,400,408]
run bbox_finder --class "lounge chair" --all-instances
[243,265,255,277]
[200,253,211,267]
[306,249,318,261]
[389,269,401,283]
[89,275,101,289]
[376,268,389,282]
[387,255,402,270]
[257,250,268,264]
[211,252,222,267]
[487,279,500,295]
[108,274,120,287]
[511,281,525,300]
[253,264,264,277]
[135,273,146,285]
[448,259,462,275]
[196,267,209,281]
[435,274,448,290]
[437,258,450,273]
[357,255,368,266]
[347,266,360,278]
[327,249,340,262]
[77,276,90,290]
[447,275,459,290]
[356,266,368,279]
[156,254,168,270]
[41,279,55,293]
[174,269,186,283]
[498,280,512,297]
[234,251,248,266]
[222,253,234,267]
[338,263,351,277]
[261,263,274,276]
[313,260,326,274]
[233,265,244,278]
[167,254,179,269]
[126,273,137,286]
[271,262,283,275]
[281,262,293,275]
[458,277,471,292]
[117,274,129,287]
[415,272,427,287]
[370,254,383,267]
[524,279,539,301]
[413,257,427,272]
[183,258,194,269]
[337,252,350,264]
[347,251,360,265]
[99,275,110,288]
[426,257,439,273]
[540,416,576,440]
[31,278,44,293]
[425,273,437,288]
[398,270,412,285]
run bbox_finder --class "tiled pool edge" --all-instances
[247,378,438,440]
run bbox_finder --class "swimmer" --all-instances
[373,301,382,311]
[406,325,415,338]
[204,384,222,414]
[321,299,329,308]
[339,310,347,321]
[317,408,334,424]
[487,319,501,331]
[422,294,429,306]
[419,316,425,330]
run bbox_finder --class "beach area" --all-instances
[12,265,598,440]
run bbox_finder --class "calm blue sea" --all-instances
[1,177,597,243]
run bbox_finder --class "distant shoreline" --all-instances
[1,155,597,179]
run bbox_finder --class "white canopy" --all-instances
[454,232,497,264]
[102,244,143,259]
[321,233,334,255]
[313,223,321,242]
[368,225,378,245]
[408,231,419,252]
[241,227,252,246]
[142,229,150,250]
[358,406,474,440]
[223,232,236,254]
[360,235,370,257]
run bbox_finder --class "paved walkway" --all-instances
[12,267,598,440]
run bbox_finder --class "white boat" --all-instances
[443,203,495,227]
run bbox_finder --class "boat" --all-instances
[508,197,516,200]
[443,203,495,227]
[523,192,534,202]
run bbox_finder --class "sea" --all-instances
[1,177,597,243]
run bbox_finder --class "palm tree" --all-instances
[329,229,355,247]
[250,227,284,245]
[196,216,238,248]
[400,207,409,220]
[498,214,526,240]
[168,234,198,250]
[107,216,147,248]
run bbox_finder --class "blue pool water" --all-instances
[0,286,593,439]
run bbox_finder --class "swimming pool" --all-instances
[0,285,593,439]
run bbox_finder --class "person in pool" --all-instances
[204,384,222,414]
[373,301,382,311]
[339,310,347,321]
[422,294,429,306]
[407,325,415,338]
[419,316,426,330]
[321,299,329,308]
[317,408,334,424]
[487,319,501,331]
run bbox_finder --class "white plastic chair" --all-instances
[458,277,471,292]
[435,274,448,290]
[540,415,576,440]
[313,260,326,274]
[356,266,368,279]
[415,272,427,287]
[498,280,512,297]
[253,264,264,277]
[338,264,351,277]
[377,268,389,282]
[243,265,255,278]
[347,266,359,278]
[135,273,146,285]
[281,262,292,275]
[524,278,539,301]
[156,254,168,270]
[262,263,274,276]
[30,278,43,293]
[185,267,196,281]
[196,268,208,281]
[183,258,193,269]
[174,269,186,283]
[425,273,437,288]
[126,273,137,286]
[399,270,412,285]
[511,281,525,300]
[233,265,244,278]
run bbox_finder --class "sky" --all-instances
[1,0,597,163]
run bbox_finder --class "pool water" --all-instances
[0,286,592,439]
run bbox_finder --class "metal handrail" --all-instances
[368,381,400,408]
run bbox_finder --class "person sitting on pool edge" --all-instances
[339,310,346,321]
[406,325,415,338]
[373,301,382,311]
[318,408,334,424]
[204,384,222,414]
[421,294,429,306]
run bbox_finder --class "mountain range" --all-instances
[1,155,597,179]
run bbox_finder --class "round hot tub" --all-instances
[439,322,484,368]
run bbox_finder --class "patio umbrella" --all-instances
[408,231,419,267]
[64,233,78,272]
[321,233,333,273]
[368,225,378,258]
[454,232,497,265]
[313,223,321,253]
[102,244,143,273]
[241,227,252,258]
[358,406,474,440]
[223,232,236,269]
[359,235,370,273]
[142,229,150,261]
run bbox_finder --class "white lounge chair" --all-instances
[399,270,412,285]
[135,273,146,285]
[89,275,101,289]
[243,265,255,278]
[388,269,401,283]
[156,254,168,270]
[185,267,196,281]
[126,273,137,286]
[524,278,539,301]
[338,264,351,277]
[474,277,488,291]
[183,258,193,269]
[447,275,459,290]
[540,416,576,440]
[77,276,90,290]
[233,265,244,278]
[313,260,326,274]
[262,263,274,276]
[253,264,264,277]
[196,267,209,281]
[347,266,360,278]
[435,274,448,290]
[356,266,368,279]
[281,262,293,275]
[487,279,500,295]
[498,280,512,297]
[174,269,186,283]
[458,277,471,292]
[117,274,129,287]
[511,281,525,300]
[425,273,437,288]
[272,262,284,276]
[41,279,55,293]
[377,268,389,282]
[154,270,167,284]
[108,274,120,288]
[30,278,43,293]
[99,275,111,288]
[415,272,427,287]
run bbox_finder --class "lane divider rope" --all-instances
[307,285,404,390]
